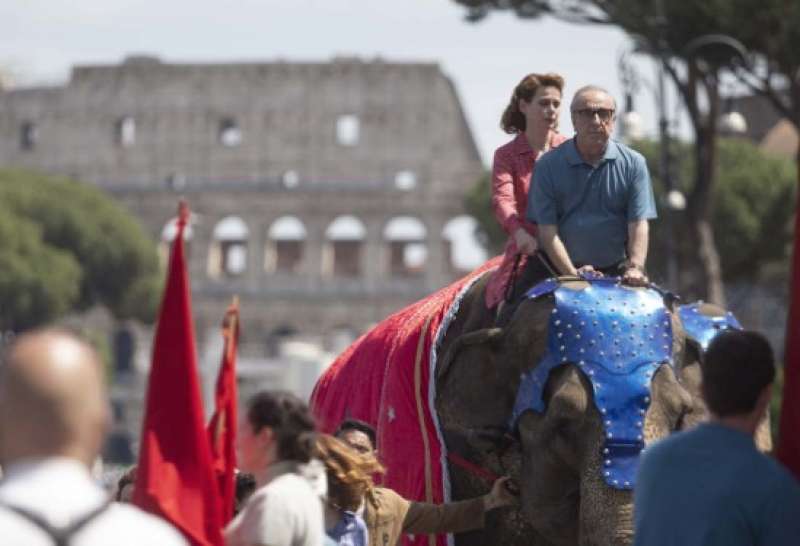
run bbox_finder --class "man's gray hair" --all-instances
[571,85,617,111]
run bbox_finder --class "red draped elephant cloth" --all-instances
[310,258,501,546]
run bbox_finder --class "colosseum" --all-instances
[0,55,486,459]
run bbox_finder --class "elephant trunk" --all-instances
[578,466,635,546]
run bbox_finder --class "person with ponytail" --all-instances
[486,73,567,314]
[225,391,326,546]
[333,421,518,546]
[315,435,383,545]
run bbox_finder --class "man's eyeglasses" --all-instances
[574,108,615,123]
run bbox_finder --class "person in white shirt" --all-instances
[0,328,187,546]
[225,391,325,546]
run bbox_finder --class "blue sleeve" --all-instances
[633,450,657,523]
[627,153,657,221]
[528,159,558,225]
[632,450,661,546]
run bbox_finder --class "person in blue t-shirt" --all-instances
[527,85,657,286]
[634,330,800,546]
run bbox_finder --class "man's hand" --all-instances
[483,476,519,510]
[513,228,538,255]
[576,265,602,278]
[622,265,649,286]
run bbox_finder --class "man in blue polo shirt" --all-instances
[633,330,800,545]
[527,85,656,285]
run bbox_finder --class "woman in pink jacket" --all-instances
[485,72,567,311]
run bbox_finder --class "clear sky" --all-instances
[0,0,668,165]
[0,0,671,267]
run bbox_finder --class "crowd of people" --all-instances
[3,325,798,545]
[1,72,799,546]
[0,329,517,546]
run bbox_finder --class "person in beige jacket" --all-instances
[335,419,517,546]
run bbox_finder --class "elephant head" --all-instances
[435,279,694,546]
[514,360,690,545]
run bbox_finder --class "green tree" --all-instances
[729,0,800,166]
[634,138,795,291]
[464,172,507,256]
[0,169,161,331]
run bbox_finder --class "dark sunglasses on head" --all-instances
[574,108,615,122]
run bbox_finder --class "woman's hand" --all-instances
[513,228,538,255]
[484,476,519,510]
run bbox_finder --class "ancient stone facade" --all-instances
[0,55,486,462]
[0,55,485,351]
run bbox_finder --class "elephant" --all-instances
[432,274,769,546]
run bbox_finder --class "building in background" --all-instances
[0,55,486,462]
[730,94,798,159]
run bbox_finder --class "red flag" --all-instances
[133,201,224,546]
[207,297,240,524]
[777,189,800,480]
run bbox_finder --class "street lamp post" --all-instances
[618,47,682,290]
[618,22,750,293]
[655,23,679,290]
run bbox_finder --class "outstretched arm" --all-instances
[537,224,579,276]
[624,152,656,285]
[622,219,649,285]
[402,477,517,535]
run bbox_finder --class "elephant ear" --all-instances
[677,338,705,403]
[519,365,590,471]
[650,364,693,434]
[436,327,504,383]
[672,301,710,430]
[435,327,520,434]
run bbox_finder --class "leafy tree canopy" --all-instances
[637,138,795,286]
[0,169,161,331]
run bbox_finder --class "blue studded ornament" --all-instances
[511,277,674,491]
[678,303,742,351]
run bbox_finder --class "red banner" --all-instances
[133,201,224,546]
[777,190,800,480]
[207,298,240,524]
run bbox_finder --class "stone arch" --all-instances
[218,117,243,147]
[208,216,250,279]
[158,217,194,266]
[336,114,360,146]
[265,215,307,274]
[115,115,136,148]
[323,215,366,277]
[442,215,487,274]
[383,216,428,277]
